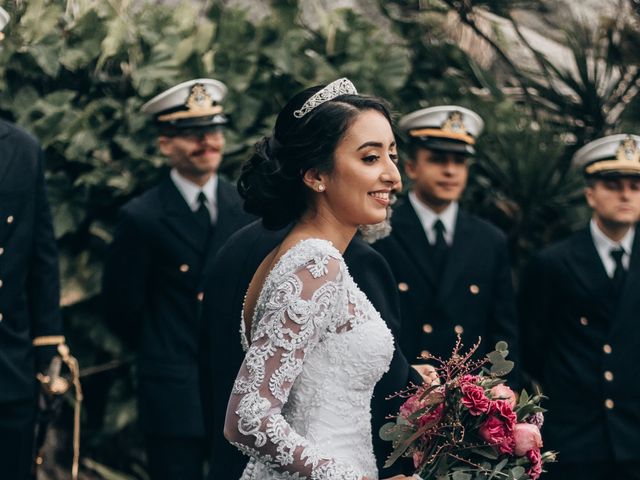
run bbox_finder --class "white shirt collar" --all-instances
[589,218,634,277]
[408,191,458,246]
[170,169,218,221]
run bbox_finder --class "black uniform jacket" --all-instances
[374,197,518,365]
[520,226,640,464]
[200,220,422,480]
[0,120,62,403]
[102,175,252,436]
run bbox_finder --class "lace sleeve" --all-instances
[224,255,360,480]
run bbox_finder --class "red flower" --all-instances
[399,387,445,426]
[460,383,490,416]
[459,374,480,384]
[479,401,517,455]
[527,448,543,480]
[479,415,515,455]
[489,400,517,427]
[418,403,445,428]
[399,393,423,419]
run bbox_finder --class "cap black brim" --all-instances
[411,137,475,156]
[587,170,640,179]
[157,113,228,128]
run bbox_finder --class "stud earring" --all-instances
[317,184,325,192]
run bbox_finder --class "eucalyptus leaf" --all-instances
[487,458,509,479]
[510,466,526,479]
[452,472,472,480]
[490,360,515,376]
[487,351,505,365]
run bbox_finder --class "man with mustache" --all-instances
[374,106,518,368]
[520,135,640,480]
[102,79,253,480]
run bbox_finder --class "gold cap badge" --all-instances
[616,136,640,164]
[186,84,214,112]
[441,111,467,135]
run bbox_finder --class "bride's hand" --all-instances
[412,363,440,386]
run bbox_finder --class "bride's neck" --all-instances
[290,212,356,253]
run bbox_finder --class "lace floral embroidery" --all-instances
[226,239,392,480]
[306,254,330,278]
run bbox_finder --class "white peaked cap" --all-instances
[573,134,640,177]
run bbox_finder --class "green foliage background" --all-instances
[1,0,639,477]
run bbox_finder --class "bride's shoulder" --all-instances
[273,238,344,280]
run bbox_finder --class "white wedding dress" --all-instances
[225,238,394,480]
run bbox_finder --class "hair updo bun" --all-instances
[238,85,392,230]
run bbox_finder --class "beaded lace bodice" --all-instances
[225,239,394,480]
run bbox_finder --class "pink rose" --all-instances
[399,391,444,428]
[490,384,517,408]
[479,416,515,455]
[514,423,543,456]
[527,448,543,480]
[461,383,490,416]
[459,374,480,384]
[418,403,445,428]
[399,393,423,418]
[489,400,517,427]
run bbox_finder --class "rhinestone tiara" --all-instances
[293,78,358,119]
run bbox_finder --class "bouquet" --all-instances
[381,338,556,480]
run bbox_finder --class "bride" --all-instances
[223,78,410,480]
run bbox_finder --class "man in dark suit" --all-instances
[200,219,426,479]
[520,134,640,480]
[0,12,63,480]
[0,27,64,477]
[374,106,518,366]
[102,79,252,480]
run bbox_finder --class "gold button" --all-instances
[179,264,189,273]
[604,371,614,382]
[398,282,409,292]
[580,316,588,326]
[469,284,480,294]
[454,325,464,334]
[0,313,3,321]
[420,350,430,359]
[605,398,614,409]
[422,323,433,334]
[6,215,13,224]
[603,344,612,354]
[0,280,4,288]
[0,247,4,255]
[197,292,204,302]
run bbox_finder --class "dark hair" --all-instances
[584,175,597,187]
[238,85,392,230]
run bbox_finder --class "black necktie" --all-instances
[432,219,448,275]
[195,191,211,232]
[610,248,626,296]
